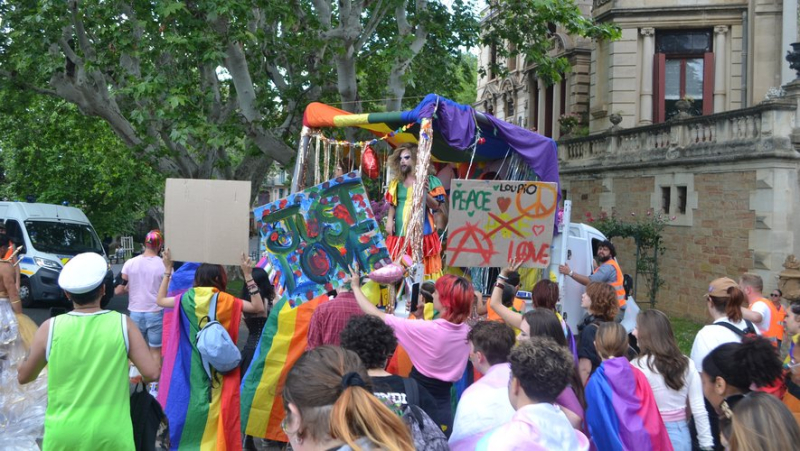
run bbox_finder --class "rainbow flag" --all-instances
[158,287,243,450]
[585,357,673,451]
[240,293,329,440]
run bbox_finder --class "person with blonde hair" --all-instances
[633,310,713,450]
[585,322,673,450]
[281,346,414,451]
[727,392,800,451]
[384,143,446,279]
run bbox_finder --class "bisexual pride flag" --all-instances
[585,357,673,451]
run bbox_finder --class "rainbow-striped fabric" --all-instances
[585,357,673,451]
[158,287,243,450]
[239,293,328,441]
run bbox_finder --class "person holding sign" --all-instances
[385,143,446,280]
[156,249,264,450]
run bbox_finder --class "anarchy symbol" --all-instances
[447,222,497,266]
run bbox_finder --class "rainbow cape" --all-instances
[585,357,673,451]
[240,293,329,440]
[158,287,243,450]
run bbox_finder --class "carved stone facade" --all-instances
[477,1,800,320]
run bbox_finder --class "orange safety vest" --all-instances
[595,259,626,307]
[763,299,785,344]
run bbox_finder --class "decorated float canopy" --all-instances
[298,93,560,194]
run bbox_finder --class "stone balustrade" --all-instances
[559,100,798,168]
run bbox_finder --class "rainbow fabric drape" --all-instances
[158,287,243,450]
[585,357,673,451]
[239,293,328,441]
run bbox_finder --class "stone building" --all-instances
[476,1,800,320]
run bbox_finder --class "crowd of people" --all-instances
[3,145,800,450]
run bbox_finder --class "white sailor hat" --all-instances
[58,252,107,294]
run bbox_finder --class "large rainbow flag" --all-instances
[585,357,673,451]
[158,287,243,450]
[240,292,328,440]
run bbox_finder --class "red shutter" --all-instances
[703,52,715,115]
[654,53,666,123]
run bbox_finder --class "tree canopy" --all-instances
[0,0,618,200]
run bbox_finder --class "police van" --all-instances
[0,202,114,308]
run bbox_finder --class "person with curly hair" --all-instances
[585,323,673,451]
[577,282,620,384]
[701,335,784,448]
[476,338,590,450]
[350,264,472,436]
[339,315,441,425]
[384,143,446,280]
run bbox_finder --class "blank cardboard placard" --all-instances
[164,178,251,266]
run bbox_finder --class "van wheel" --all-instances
[20,278,35,308]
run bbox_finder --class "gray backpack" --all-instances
[196,293,241,382]
[401,378,449,451]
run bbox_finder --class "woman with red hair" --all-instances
[350,265,472,437]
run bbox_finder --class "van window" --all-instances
[4,220,25,247]
[24,221,103,255]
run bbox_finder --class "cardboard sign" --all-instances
[164,178,251,266]
[254,172,390,306]
[445,180,558,268]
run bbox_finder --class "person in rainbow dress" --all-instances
[385,143,446,280]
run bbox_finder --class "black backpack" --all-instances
[130,383,170,451]
[714,320,757,337]
[401,378,449,451]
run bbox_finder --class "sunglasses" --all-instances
[771,294,781,298]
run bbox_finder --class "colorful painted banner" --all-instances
[253,172,390,306]
[445,180,558,268]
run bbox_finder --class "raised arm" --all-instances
[240,253,265,315]
[156,248,176,309]
[349,263,386,320]
[489,260,524,328]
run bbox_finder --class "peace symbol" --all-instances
[516,183,557,219]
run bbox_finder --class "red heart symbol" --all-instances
[497,197,511,213]
[532,225,545,236]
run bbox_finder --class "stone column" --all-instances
[537,78,547,133]
[639,28,655,125]
[552,80,562,140]
[714,26,728,113]
[783,0,798,85]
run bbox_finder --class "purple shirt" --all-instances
[384,315,470,382]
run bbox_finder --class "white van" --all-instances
[0,202,114,308]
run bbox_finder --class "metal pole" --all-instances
[290,128,312,194]
[556,199,573,309]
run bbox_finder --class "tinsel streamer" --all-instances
[323,140,331,180]
[314,135,321,186]
[396,117,434,265]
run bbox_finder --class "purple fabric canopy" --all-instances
[404,94,560,195]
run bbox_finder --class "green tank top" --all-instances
[44,311,134,450]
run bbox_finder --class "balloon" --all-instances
[368,263,405,284]
[362,145,380,178]
[361,280,383,306]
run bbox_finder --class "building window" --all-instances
[677,186,687,214]
[661,187,671,214]
[654,30,713,122]
[506,96,515,117]
[490,44,498,80]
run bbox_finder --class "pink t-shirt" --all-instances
[122,255,166,312]
[384,315,470,382]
